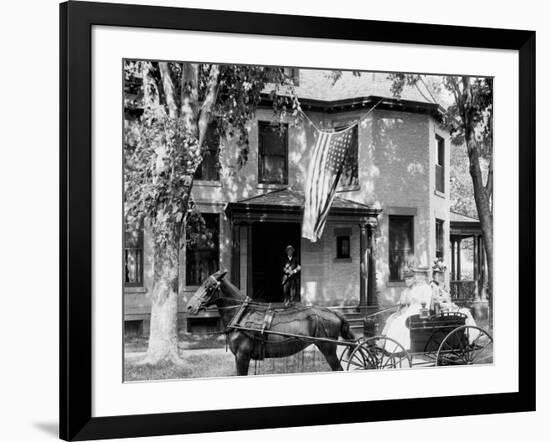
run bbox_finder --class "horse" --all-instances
[186,269,356,375]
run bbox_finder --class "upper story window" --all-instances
[336,125,359,188]
[389,215,414,282]
[436,219,444,259]
[186,213,220,286]
[124,229,144,287]
[435,134,445,193]
[258,122,288,185]
[194,120,220,181]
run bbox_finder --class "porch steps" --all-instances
[328,306,365,334]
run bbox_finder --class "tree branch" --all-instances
[414,82,434,105]
[158,62,178,118]
[197,65,220,150]
[180,63,199,133]
[485,155,493,201]
[419,77,439,105]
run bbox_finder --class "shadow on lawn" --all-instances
[124,346,334,382]
[125,332,226,354]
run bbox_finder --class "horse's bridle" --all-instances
[202,275,222,303]
[200,275,246,309]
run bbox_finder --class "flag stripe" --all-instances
[313,132,330,216]
[308,132,321,215]
[314,168,342,234]
[302,125,356,242]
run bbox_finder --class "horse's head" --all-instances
[186,269,228,315]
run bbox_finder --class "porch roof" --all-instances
[450,211,481,237]
[225,188,381,223]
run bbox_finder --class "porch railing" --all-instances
[450,280,477,301]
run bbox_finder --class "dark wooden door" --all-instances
[251,222,300,302]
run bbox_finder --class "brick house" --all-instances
[123,69,451,337]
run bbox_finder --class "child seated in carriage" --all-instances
[430,260,479,342]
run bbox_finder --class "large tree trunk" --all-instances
[138,62,219,366]
[460,77,493,325]
[140,239,182,365]
[466,131,493,323]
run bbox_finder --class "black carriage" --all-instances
[340,311,493,370]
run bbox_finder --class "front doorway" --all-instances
[251,222,301,302]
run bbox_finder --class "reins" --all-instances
[364,304,400,318]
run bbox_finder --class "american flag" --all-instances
[302,126,356,242]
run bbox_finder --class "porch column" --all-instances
[359,223,367,311]
[450,239,456,280]
[366,222,378,309]
[246,223,253,298]
[474,235,481,300]
[231,221,241,288]
[456,239,462,280]
[479,235,485,300]
[473,236,478,281]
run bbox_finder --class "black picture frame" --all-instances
[60,1,536,440]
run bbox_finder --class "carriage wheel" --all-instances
[339,337,366,368]
[436,325,493,366]
[339,337,367,367]
[346,336,411,370]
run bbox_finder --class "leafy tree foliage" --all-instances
[450,143,482,218]
[123,61,299,364]
[125,62,298,249]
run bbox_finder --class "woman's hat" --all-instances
[285,245,295,252]
[432,259,447,273]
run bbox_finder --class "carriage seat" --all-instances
[406,312,468,353]
[406,311,468,330]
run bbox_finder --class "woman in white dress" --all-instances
[381,269,415,346]
[382,266,433,350]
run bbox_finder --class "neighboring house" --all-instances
[449,211,486,301]
[123,70,451,337]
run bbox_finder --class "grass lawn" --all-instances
[124,306,493,382]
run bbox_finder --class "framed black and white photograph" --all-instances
[60,1,535,440]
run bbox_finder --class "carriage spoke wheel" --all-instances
[339,337,367,367]
[436,325,493,366]
[346,336,411,370]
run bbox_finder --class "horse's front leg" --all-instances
[229,332,253,375]
[316,343,343,371]
[235,350,252,375]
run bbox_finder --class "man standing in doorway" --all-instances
[282,245,301,306]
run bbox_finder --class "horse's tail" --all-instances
[333,311,356,357]
[331,310,356,341]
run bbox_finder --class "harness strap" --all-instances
[227,297,250,329]
[261,304,274,335]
